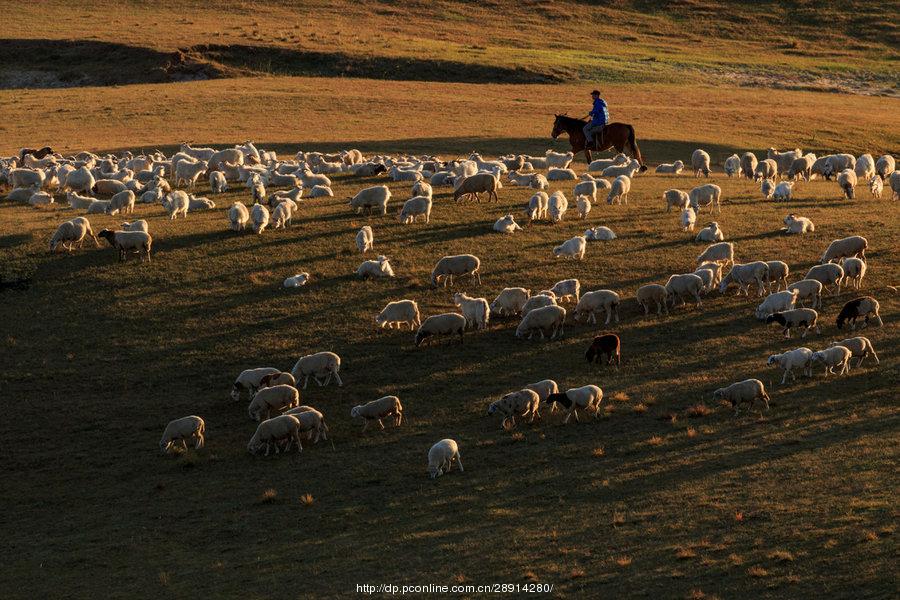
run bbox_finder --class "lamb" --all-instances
[589,153,628,172]
[549,190,569,221]
[767,348,813,384]
[415,313,467,346]
[755,289,799,320]
[719,262,769,297]
[250,203,269,234]
[870,176,883,199]
[840,257,866,290]
[875,155,895,180]
[546,149,575,168]
[247,384,300,421]
[663,189,689,212]
[766,260,790,291]
[805,263,844,295]
[543,385,603,423]
[755,159,777,181]
[695,221,723,242]
[830,337,879,367]
[356,225,374,252]
[174,159,208,188]
[836,296,883,330]
[585,334,621,367]
[655,160,685,174]
[550,278,581,303]
[488,389,541,430]
[637,284,669,315]
[247,415,303,456]
[760,179,776,200]
[453,173,499,202]
[553,236,587,260]
[837,169,857,199]
[767,148,802,175]
[431,254,481,287]
[573,179,598,203]
[230,367,280,401]
[229,202,250,231]
[765,308,820,338]
[602,160,641,179]
[453,292,490,330]
[691,149,711,177]
[697,261,723,288]
[810,346,852,376]
[787,279,823,309]
[376,300,421,330]
[493,214,523,233]
[490,288,530,317]
[398,195,432,224]
[357,255,395,279]
[783,213,814,234]
[525,191,549,222]
[892,170,900,200]
[159,416,206,454]
[666,273,704,308]
[585,226,616,241]
[307,185,333,198]
[855,154,876,180]
[740,152,758,179]
[576,195,592,219]
[428,439,463,479]
[772,181,794,201]
[162,191,189,219]
[49,218,99,252]
[681,207,696,231]
[290,351,343,388]
[547,167,577,181]
[209,170,228,193]
[723,154,741,177]
[713,379,769,415]
[283,273,309,287]
[821,235,867,264]
[351,396,403,432]
[97,229,152,262]
[349,185,391,215]
[693,267,716,293]
[515,305,566,340]
[606,175,631,205]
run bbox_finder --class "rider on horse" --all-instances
[582,89,609,149]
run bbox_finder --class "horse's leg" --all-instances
[584,148,592,164]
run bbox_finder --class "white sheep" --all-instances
[453,292,490,330]
[765,308,820,338]
[547,167,577,181]
[307,185,333,198]
[573,289,619,324]
[546,149,574,168]
[530,173,549,190]
[352,226,374,255]
[210,171,228,193]
[526,379,559,406]
[549,279,580,303]
[521,294,556,316]
[431,254,481,287]
[398,195,432,224]
[493,214,523,234]
[488,389,540,430]
[576,195,592,219]
[546,385,603,423]
[697,261,723,288]
[49,218,98,252]
[602,159,640,179]
[290,351,343,388]
[805,263,844,295]
[573,179,598,203]
[490,288,530,317]
[159,416,206,454]
[766,260,790,292]
[869,176,883,199]
[548,190,568,221]
[854,154,876,180]
[655,160,684,174]
[713,379,770,414]
[663,189,689,212]
[229,202,250,231]
[351,396,403,432]
[767,348,813,384]
[787,279,822,309]
[272,200,294,228]
[349,185,391,215]
[376,300,421,330]
[666,273,704,308]
[553,236,587,260]
[840,257,866,290]
[681,207,696,231]
[283,273,310,288]
[357,255,395,279]
[697,241,734,268]
[830,337,879,367]
[525,191,549,222]
[515,305,566,340]
[606,175,631,205]
[689,184,722,213]
[584,226,616,241]
[175,159,208,188]
[767,148,802,175]
[97,229,152,262]
[589,154,628,172]
[636,284,669,315]
[724,154,741,177]
[740,152,758,179]
[162,191,189,220]
[837,169,857,199]
[428,439,463,479]
[695,221,723,242]
[719,262,769,297]
[787,154,816,181]
[783,213,814,234]
[230,367,280,401]
[247,384,300,421]
[892,170,900,200]
[772,181,794,201]
[415,313,467,346]
[250,203,269,234]
[121,219,148,233]
[691,149,711,177]
[875,155,895,180]
[755,289,799,320]
[760,178,776,200]
[810,346,852,376]
[755,159,777,181]
[247,415,302,456]
[821,235,867,264]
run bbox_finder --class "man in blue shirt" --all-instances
[583,89,609,147]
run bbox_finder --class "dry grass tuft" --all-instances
[259,488,278,504]
[686,404,713,418]
[864,531,878,542]
[647,435,665,446]
[523,570,539,582]
[158,572,170,586]
[734,512,744,522]
[676,547,698,560]
[768,550,795,562]
[612,512,626,526]
[592,446,605,457]
[612,391,630,402]
[633,403,647,414]
[747,565,769,577]
[728,553,744,566]
[510,432,526,442]
[299,493,314,506]
[570,567,586,579]
[615,556,633,567]
[686,426,697,438]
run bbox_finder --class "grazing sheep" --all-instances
[760,178,776,200]
[258,371,297,390]
[290,351,343,388]
[357,255,395,279]
[767,148,803,175]
[431,254,481,287]
[351,396,403,432]
[247,415,303,456]
[428,439,463,479]
[543,385,603,423]
[283,273,310,288]
[490,288,531,317]
[553,236,587,260]
[724,154,741,177]
[247,384,300,421]
[835,168,858,199]
[787,279,823,309]
[549,190,569,221]
[767,348,813,384]
[840,257,866,290]
[97,229,152,263]
[855,154,876,180]
[666,273,704,308]
[892,170,900,200]
[525,379,559,406]
[663,189,689,212]
[161,191,189,220]
[515,305,566,340]
[573,179,598,203]
[376,300,421,330]
[766,308,820,338]
[693,267,716,293]
[805,263,844,295]
[755,159,778,181]
[836,296,883,330]
[589,153,628,172]
[576,195,592,219]
[697,261,723,287]
[453,173,499,202]
[493,214,523,233]
[415,313,467,346]
[691,149,711,177]
[488,389,541,430]
[159,416,206,454]
[637,284,669,316]
[530,174,549,190]
[521,294,557,316]
[49,218,98,252]
[453,292,490,330]
[830,337,879,367]
[601,159,641,179]
[772,181,794,201]
[766,260,790,292]
[719,262,769,297]
[525,191,549,222]
[681,207,696,231]
[606,175,631,205]
[810,346,852,376]
[585,334,621,366]
[821,236,867,264]
[875,155,895,180]
[740,152,758,179]
[230,367,281,401]
[272,200,294,228]
[870,175,883,199]
[788,154,817,181]
[713,379,769,415]
[695,221,723,243]
[550,279,581,303]
[108,189,135,215]
[229,202,250,231]
[585,226,616,241]
[755,289,799,320]
[783,213,814,234]
[209,170,228,193]
[349,185,391,215]
[655,159,685,174]
[398,195,432,224]
[250,203,269,234]
[689,184,722,214]
[356,225,374,253]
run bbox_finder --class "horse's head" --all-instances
[551,114,565,140]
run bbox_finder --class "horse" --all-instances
[551,114,647,169]
[19,146,54,163]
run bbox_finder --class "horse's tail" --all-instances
[627,126,648,172]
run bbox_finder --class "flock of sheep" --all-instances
[2,140,893,478]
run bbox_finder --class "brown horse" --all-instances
[551,114,647,169]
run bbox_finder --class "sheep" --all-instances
[187,194,216,212]
[821,235,867,264]
[508,170,536,186]
[349,185,391,215]
[585,334,621,367]
[637,284,669,315]
[307,185,333,198]
[299,168,332,187]
[830,337,879,367]
[230,367,281,401]
[666,273,704,308]
[810,346,852,377]
[493,214,523,234]
[376,300,421,330]
[209,170,228,193]
[488,389,541,430]
[805,263,845,296]
[94,179,127,195]
[247,415,303,456]
[543,385,603,423]
[606,175,631,205]
[550,279,581,304]
[283,273,309,288]
[688,184,722,214]
[713,379,769,415]
[431,254,481,287]
[787,279,823,309]
[250,203,269,234]
[755,289,799,320]
[787,154,816,181]
[691,149,711,177]
[521,294,557,317]
[428,439,463,479]
[258,371,297,390]
[873,154,894,180]
[66,191,94,209]
[162,191,189,220]
[174,159,208,188]
[576,194,592,219]
[351,396,403,432]
[589,153,628,172]
[525,191,549,222]
[415,313,467,346]
[553,236,587,260]
[840,257,866,290]
[870,175,883,199]
[229,202,250,231]
[724,154,741,177]
[290,351,343,388]
[453,173,499,202]
[766,348,813,384]
[697,261,723,287]
[693,267,716,293]
[119,220,148,234]
[9,167,45,188]
[767,148,803,175]
[515,305,566,340]
[525,379,559,408]
[655,160,685,174]
[271,200,294,228]
[49,218,98,252]
[681,207,696,231]
[357,255,395,279]
[490,288,530,317]
[546,149,575,168]
[86,199,112,214]
[695,221,723,243]
[855,154,876,180]
[760,178,776,200]
[602,159,641,179]
[892,171,900,200]
[548,167,577,181]
[719,262,769,297]
[573,180,598,203]
[772,181,793,202]
[62,166,95,194]
[97,229,152,262]
[453,292,490,330]
[754,159,777,181]
[663,189,689,212]
[765,308,820,338]
[356,225,374,253]
[549,190,569,221]
[102,189,134,215]
[837,169,857,199]
[780,213,813,236]
[28,191,54,207]
[159,416,206,454]
[766,260,790,292]
[398,195,432,224]
[740,152,758,179]
[836,296,883,330]
[410,181,432,200]
[584,226,616,241]
[527,174,548,190]
[247,384,300,421]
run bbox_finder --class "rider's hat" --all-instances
[590,89,601,95]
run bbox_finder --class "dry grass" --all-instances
[259,488,279,504]
[299,493,315,507]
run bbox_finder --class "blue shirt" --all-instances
[590,98,609,125]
